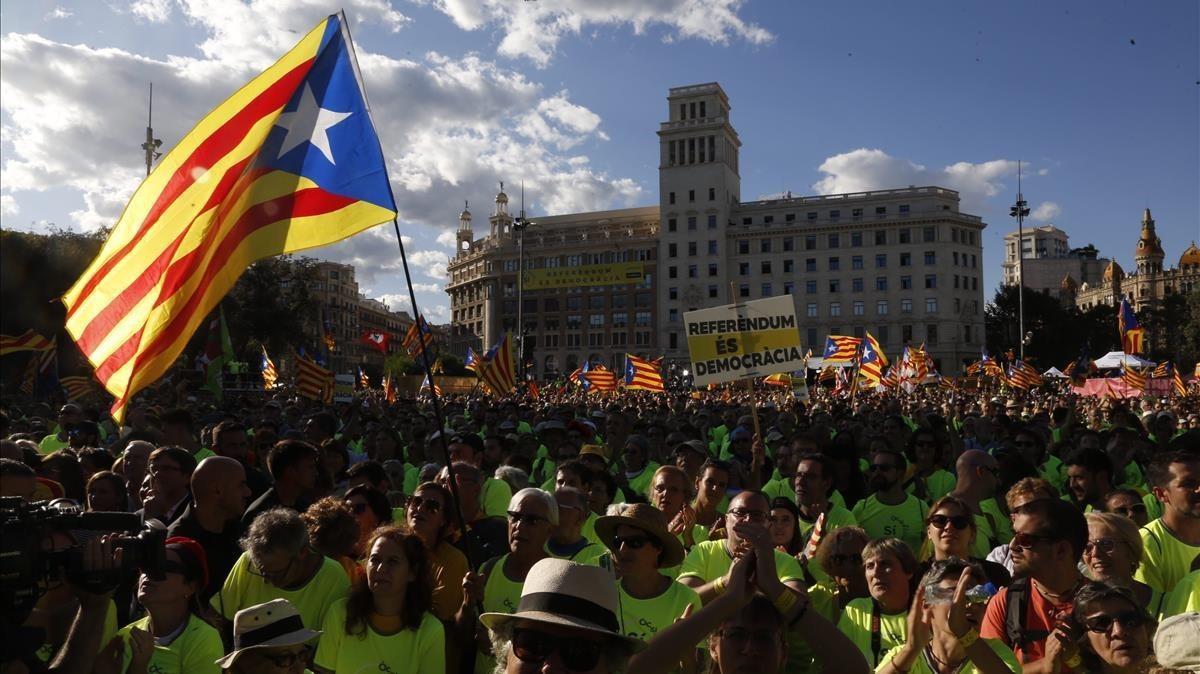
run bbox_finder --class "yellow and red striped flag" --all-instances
[477,334,516,395]
[295,352,333,403]
[1122,366,1147,393]
[61,376,95,401]
[0,330,54,356]
[623,354,665,392]
[1172,367,1187,397]
[582,364,618,392]
[19,356,37,395]
[61,14,396,421]
[261,346,278,389]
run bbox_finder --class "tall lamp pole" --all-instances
[1009,161,1031,361]
[141,83,162,176]
[512,183,529,383]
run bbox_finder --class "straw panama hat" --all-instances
[479,558,644,650]
[213,598,322,668]
[594,503,686,568]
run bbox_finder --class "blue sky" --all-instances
[2,0,1197,324]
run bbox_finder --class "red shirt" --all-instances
[980,582,1075,671]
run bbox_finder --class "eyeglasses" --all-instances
[868,464,899,473]
[1011,532,1051,551]
[831,553,863,566]
[1110,504,1147,517]
[929,514,971,531]
[511,628,604,671]
[508,511,548,526]
[407,496,443,514]
[727,508,768,523]
[613,535,659,550]
[249,556,297,582]
[1082,610,1146,635]
[260,645,310,668]
[1084,538,1117,555]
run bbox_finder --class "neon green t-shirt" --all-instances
[625,462,661,500]
[1160,569,1200,618]
[403,463,421,496]
[617,580,702,642]
[117,613,223,674]
[678,540,805,585]
[581,511,601,546]
[212,552,350,636]
[1135,518,1200,593]
[193,448,215,461]
[314,600,445,674]
[481,477,513,518]
[906,469,957,503]
[878,637,1021,674]
[851,494,929,554]
[797,504,859,584]
[1143,493,1164,521]
[477,554,527,674]
[38,434,69,454]
[36,600,117,662]
[835,597,907,669]
[763,477,793,502]
[1039,455,1066,492]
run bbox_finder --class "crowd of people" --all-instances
[0,382,1198,674]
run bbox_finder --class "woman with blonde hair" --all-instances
[1083,511,1163,615]
[809,526,871,622]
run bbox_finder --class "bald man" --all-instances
[168,456,251,599]
[950,449,1012,556]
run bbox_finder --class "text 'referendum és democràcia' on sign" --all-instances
[684,295,804,387]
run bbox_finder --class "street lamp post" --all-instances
[1009,161,1031,361]
[513,185,530,383]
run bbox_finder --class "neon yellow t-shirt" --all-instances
[878,637,1021,674]
[1039,456,1066,492]
[851,494,929,554]
[797,505,859,584]
[212,552,350,636]
[481,477,513,518]
[1160,569,1200,618]
[625,462,661,500]
[117,613,223,674]
[36,600,117,662]
[193,448,215,461]
[678,540,805,585]
[1143,493,1164,521]
[906,469,956,503]
[403,463,421,496]
[38,434,69,454]
[581,511,601,546]
[763,477,793,502]
[617,580,702,642]
[835,597,907,669]
[1133,518,1200,593]
[314,600,445,674]
[477,554,527,674]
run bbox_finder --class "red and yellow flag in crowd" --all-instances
[0,330,54,355]
[61,14,396,421]
[477,333,516,395]
[582,364,618,392]
[623,354,665,392]
[295,352,333,403]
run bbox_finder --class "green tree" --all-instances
[223,255,320,361]
[985,285,1119,366]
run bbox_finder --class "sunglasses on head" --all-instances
[929,514,971,531]
[511,628,604,672]
[1083,610,1146,634]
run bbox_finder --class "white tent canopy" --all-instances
[1092,351,1156,369]
[1043,367,1067,378]
[807,357,855,370]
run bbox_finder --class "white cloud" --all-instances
[812,148,1019,212]
[411,282,443,293]
[46,6,73,19]
[424,0,773,68]
[1031,201,1061,222]
[131,0,172,23]
[1037,168,1050,176]
[408,250,449,280]
[436,230,458,248]
[378,293,411,312]
[0,194,18,216]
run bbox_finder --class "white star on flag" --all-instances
[275,84,352,164]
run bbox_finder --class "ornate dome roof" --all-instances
[1181,242,1200,268]
[1134,208,1164,259]
[1103,260,1125,282]
[1060,273,1078,292]
[459,200,472,221]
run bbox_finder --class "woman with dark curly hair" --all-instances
[302,496,362,581]
[313,525,444,673]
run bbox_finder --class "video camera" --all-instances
[0,496,166,626]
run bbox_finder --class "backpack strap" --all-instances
[870,599,883,666]
[1005,577,1050,649]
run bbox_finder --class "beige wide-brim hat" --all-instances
[1154,612,1200,670]
[214,598,322,668]
[594,503,686,568]
[479,558,645,651]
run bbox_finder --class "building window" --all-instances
[708,263,718,277]
[742,217,752,225]
[635,311,651,327]
[829,210,840,219]
[964,325,972,343]
[923,226,936,242]
[900,253,911,267]
[805,235,817,250]
[852,255,864,270]
[785,213,796,222]
[590,295,606,310]
[830,302,841,317]
[926,298,938,313]
[899,204,910,214]
[668,266,677,279]
[829,257,840,271]
[877,300,888,315]
[876,276,888,291]
[783,237,794,252]
[738,240,750,254]
[852,277,864,292]
[806,280,817,294]
[875,254,887,268]
[669,192,675,205]
[853,300,865,316]
[807,303,818,317]
[590,314,605,327]
[954,275,960,289]
[709,285,719,298]
[806,258,817,272]
[761,238,772,253]
[667,287,678,301]
[783,260,794,273]
[762,283,772,296]
[925,274,936,289]
[901,299,913,313]
[688,265,698,278]
[567,314,582,329]
[927,324,938,345]
[687,216,697,230]
[761,261,772,274]
[708,214,717,228]
[875,206,887,215]
[899,229,911,244]
[669,332,678,349]
[668,243,678,258]
[829,279,840,293]
[611,332,627,346]
[807,327,818,345]
[954,297,961,313]
[612,313,628,328]
[764,215,774,225]
[708,187,715,201]
[545,298,560,311]
[828,234,840,248]
[901,275,912,290]
[784,282,794,295]
[739,262,749,276]
[807,212,818,221]
[688,190,695,202]
[852,208,863,217]
[588,333,604,347]
[739,284,750,298]
[875,230,887,245]
[924,251,936,265]
[688,242,697,256]
[668,309,679,322]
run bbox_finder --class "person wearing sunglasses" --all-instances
[458,487,557,674]
[809,526,871,623]
[215,598,321,674]
[837,537,918,669]
[979,498,1087,673]
[106,537,223,674]
[905,429,956,504]
[1103,488,1151,527]
[852,447,929,554]
[1068,581,1154,674]
[1082,512,1165,616]
[313,526,444,674]
[406,481,469,622]
[878,558,1018,674]
[593,503,699,646]
[344,484,393,558]
[922,496,1011,589]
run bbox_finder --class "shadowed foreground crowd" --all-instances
[1,385,1198,674]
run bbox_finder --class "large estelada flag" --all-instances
[623,354,665,392]
[858,331,888,385]
[1118,297,1144,355]
[61,14,396,421]
[822,335,861,363]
